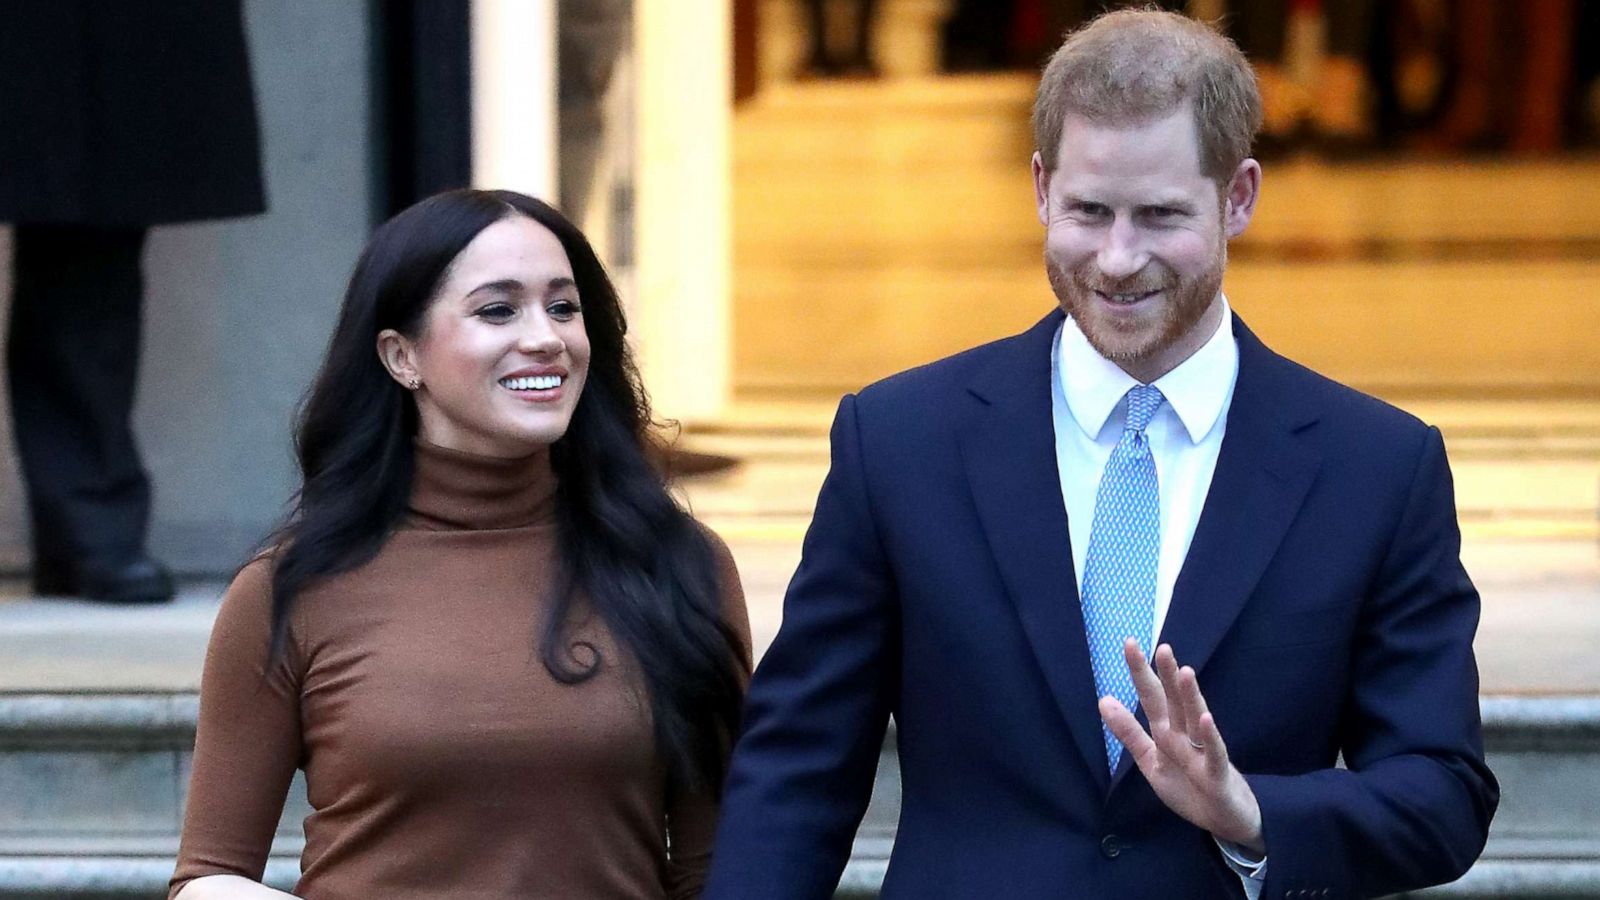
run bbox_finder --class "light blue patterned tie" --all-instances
[1081,384,1165,774]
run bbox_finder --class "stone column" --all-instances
[632,0,734,423]
[472,0,559,199]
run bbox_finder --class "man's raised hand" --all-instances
[1098,640,1265,854]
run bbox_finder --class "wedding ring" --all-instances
[1187,736,1205,751]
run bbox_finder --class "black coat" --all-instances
[0,0,266,226]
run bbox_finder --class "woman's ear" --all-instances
[376,329,421,389]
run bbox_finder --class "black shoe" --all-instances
[32,553,177,604]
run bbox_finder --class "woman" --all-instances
[169,189,751,899]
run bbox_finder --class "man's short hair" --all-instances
[1032,9,1262,187]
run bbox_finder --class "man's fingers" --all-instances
[1176,664,1206,751]
[1123,639,1169,725]
[1174,667,1231,777]
[1099,695,1157,764]
[1156,645,1188,736]
[1196,712,1230,777]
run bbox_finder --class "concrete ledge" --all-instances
[1483,697,1600,751]
[0,857,298,898]
[2,856,1596,900]
[4,692,1596,744]
[3,693,1599,898]
[0,695,197,748]
[1414,861,1600,898]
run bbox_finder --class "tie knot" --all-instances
[1122,384,1165,433]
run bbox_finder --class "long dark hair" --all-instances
[266,189,748,792]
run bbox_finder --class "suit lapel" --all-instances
[959,310,1111,790]
[1110,317,1322,789]
[1157,317,1322,675]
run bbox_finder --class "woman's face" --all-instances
[381,215,592,457]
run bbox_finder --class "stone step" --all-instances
[1,693,1596,898]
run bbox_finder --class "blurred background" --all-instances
[716,0,1600,684]
[1,1,1597,896]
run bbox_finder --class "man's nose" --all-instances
[1096,216,1148,280]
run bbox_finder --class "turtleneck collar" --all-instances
[407,438,558,531]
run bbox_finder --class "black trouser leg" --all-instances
[852,0,878,67]
[1325,0,1375,60]
[1227,0,1289,63]
[6,224,152,567]
[805,0,830,68]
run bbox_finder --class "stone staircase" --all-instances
[3,692,1597,898]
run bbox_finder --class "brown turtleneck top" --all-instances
[169,440,749,900]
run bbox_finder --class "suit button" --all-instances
[1099,834,1122,858]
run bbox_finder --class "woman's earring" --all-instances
[407,377,420,390]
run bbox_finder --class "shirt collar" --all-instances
[1057,296,1238,444]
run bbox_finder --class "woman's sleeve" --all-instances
[169,558,306,899]
[664,527,752,900]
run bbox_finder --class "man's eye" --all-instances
[1071,203,1109,218]
[475,303,516,322]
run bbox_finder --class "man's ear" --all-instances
[1222,158,1262,239]
[376,329,420,388]
[1031,151,1051,227]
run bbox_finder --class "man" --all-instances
[1,1,264,603]
[705,10,1496,899]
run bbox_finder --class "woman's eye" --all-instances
[548,299,582,321]
[475,303,516,322]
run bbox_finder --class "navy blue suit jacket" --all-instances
[704,312,1497,899]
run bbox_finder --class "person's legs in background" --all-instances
[847,0,880,75]
[946,0,1020,71]
[1226,0,1299,153]
[1415,0,1575,156]
[800,0,834,76]
[1576,1,1600,148]
[7,223,173,603]
[802,0,880,78]
[1509,0,1575,155]
[1310,0,1376,152]
[1419,0,1500,152]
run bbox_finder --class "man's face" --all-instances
[1032,104,1258,382]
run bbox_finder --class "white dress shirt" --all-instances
[1049,297,1268,895]
[1051,300,1237,643]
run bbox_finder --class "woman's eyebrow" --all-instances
[465,278,524,298]
[466,276,576,300]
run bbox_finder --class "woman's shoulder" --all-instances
[690,519,734,564]
[199,550,294,672]
[686,520,751,654]
[217,545,358,635]
[684,520,739,590]
[223,551,278,610]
